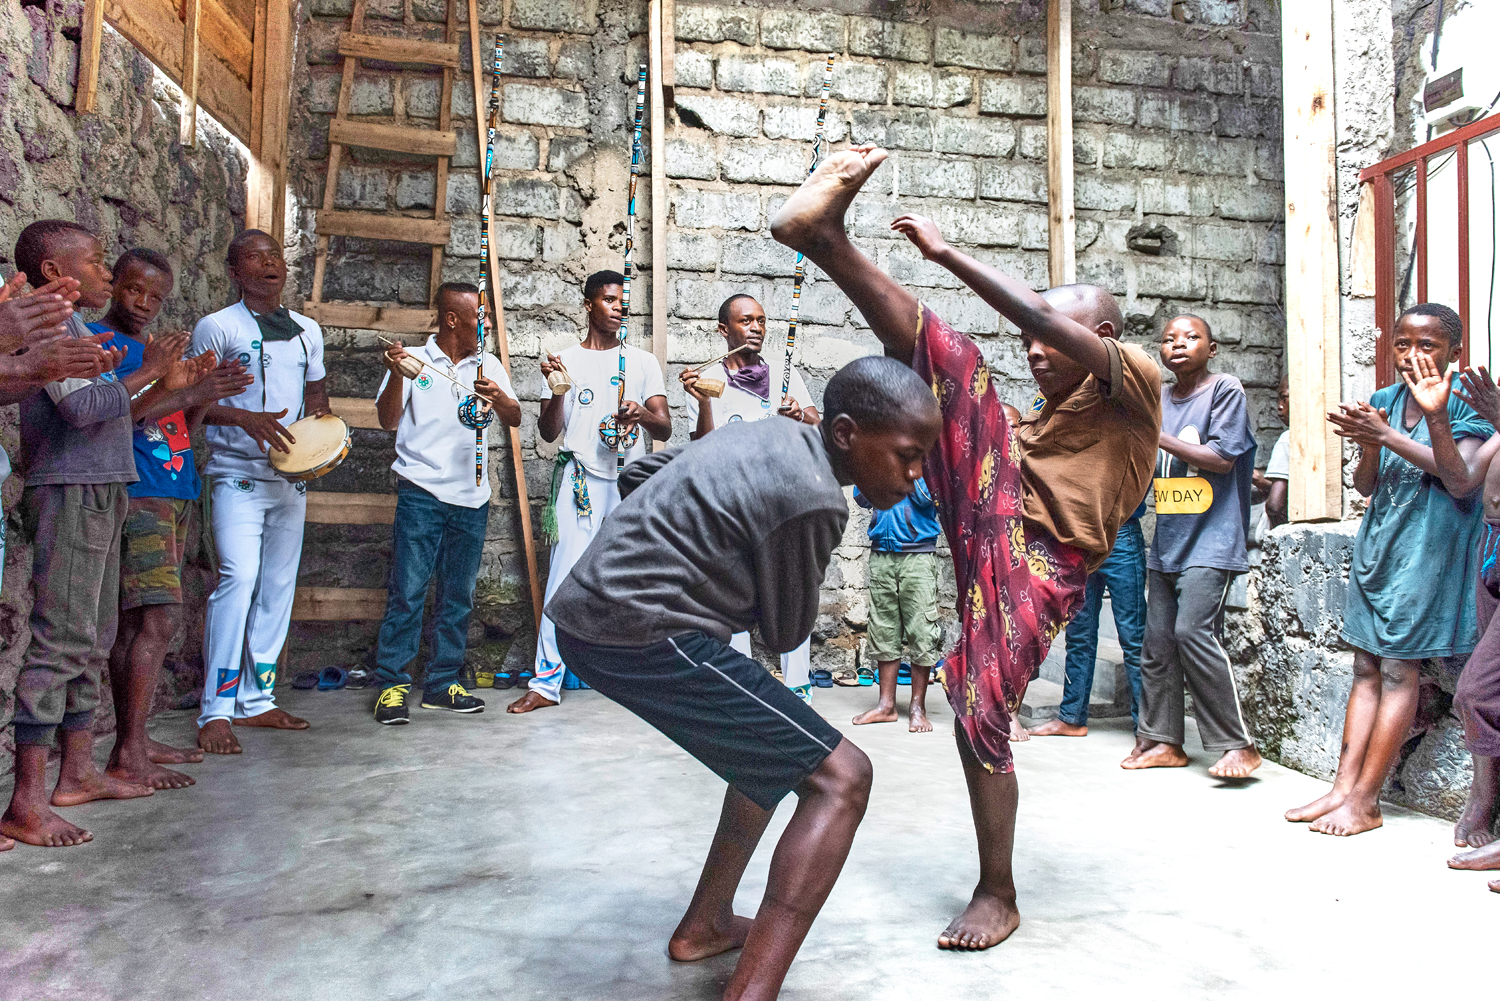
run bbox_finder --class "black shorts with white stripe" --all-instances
[557,629,843,810]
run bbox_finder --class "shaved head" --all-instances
[1041,283,1123,338]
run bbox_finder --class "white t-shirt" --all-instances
[191,301,326,480]
[377,337,513,509]
[543,342,666,480]
[685,356,813,429]
[1265,429,1289,481]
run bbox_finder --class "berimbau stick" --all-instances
[615,65,648,474]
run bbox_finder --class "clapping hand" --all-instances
[1400,351,1452,416]
[1456,365,1500,426]
[0,274,82,354]
[1327,400,1391,447]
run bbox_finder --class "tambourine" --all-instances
[269,414,351,483]
[598,414,641,451]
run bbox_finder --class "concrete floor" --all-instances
[1,683,1493,1001]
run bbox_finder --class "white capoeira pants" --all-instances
[533,465,620,702]
[199,476,306,727]
[730,633,812,689]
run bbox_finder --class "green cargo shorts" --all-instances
[866,550,943,665]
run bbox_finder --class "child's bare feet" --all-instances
[50,770,153,807]
[1121,741,1189,769]
[1448,839,1500,870]
[937,889,1019,951]
[852,704,897,725]
[197,720,241,754]
[234,707,309,729]
[147,738,204,765]
[1027,719,1088,737]
[507,691,558,714]
[1208,747,1262,779]
[1309,799,1383,836]
[909,704,933,733]
[770,146,889,255]
[1285,788,1346,823]
[1008,717,1030,742]
[667,911,754,962]
[0,802,92,847]
[106,757,195,791]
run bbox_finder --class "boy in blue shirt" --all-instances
[851,477,943,732]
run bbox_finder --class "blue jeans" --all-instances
[1058,519,1146,726]
[374,481,489,695]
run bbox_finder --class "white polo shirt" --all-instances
[191,301,326,480]
[685,356,813,430]
[377,338,512,508]
[543,342,666,480]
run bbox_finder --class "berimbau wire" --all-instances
[782,55,834,406]
[460,35,505,485]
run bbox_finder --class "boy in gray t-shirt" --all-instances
[1124,314,1263,779]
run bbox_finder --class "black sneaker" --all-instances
[420,683,486,714]
[375,684,411,725]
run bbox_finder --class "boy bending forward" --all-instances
[770,146,1160,949]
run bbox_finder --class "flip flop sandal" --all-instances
[292,672,320,690]
[473,671,495,689]
[812,669,834,688]
[897,664,912,687]
[317,666,348,691]
[832,668,861,687]
[856,666,876,686]
[493,670,518,690]
[517,668,535,686]
[344,668,372,690]
[562,669,590,690]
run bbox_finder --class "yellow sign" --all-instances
[1154,477,1213,514]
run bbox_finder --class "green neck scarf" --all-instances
[251,305,304,342]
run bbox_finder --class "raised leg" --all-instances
[851,660,900,725]
[1286,648,1383,822]
[107,604,195,790]
[1309,656,1420,836]
[938,723,1020,951]
[721,740,872,1001]
[668,786,773,963]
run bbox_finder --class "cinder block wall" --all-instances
[286,0,1286,676]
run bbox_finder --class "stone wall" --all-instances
[0,0,248,764]
[285,0,1286,677]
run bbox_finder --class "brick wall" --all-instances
[286,0,1286,676]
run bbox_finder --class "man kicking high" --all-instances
[770,146,1160,950]
[547,357,939,1001]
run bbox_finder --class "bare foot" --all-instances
[198,720,242,754]
[852,705,898,725]
[0,835,12,851]
[1120,735,1157,766]
[1448,839,1500,870]
[770,145,890,255]
[147,738,203,765]
[909,705,933,733]
[50,770,153,808]
[1491,879,1499,893]
[1121,742,1189,770]
[234,708,309,730]
[937,890,1019,951]
[1026,719,1088,738]
[1285,787,1346,823]
[1209,747,1263,779]
[106,759,195,791]
[667,913,754,962]
[1008,717,1030,742]
[0,803,93,847]
[1454,784,1496,848]
[1309,799,1383,836]
[507,691,558,714]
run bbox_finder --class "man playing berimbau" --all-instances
[770,145,1161,950]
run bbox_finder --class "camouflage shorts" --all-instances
[120,496,192,609]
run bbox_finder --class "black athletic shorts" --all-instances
[557,629,843,810]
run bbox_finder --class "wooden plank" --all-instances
[292,587,388,622]
[1348,181,1376,298]
[339,32,461,68]
[660,0,675,103]
[305,492,397,525]
[650,0,669,391]
[197,0,253,85]
[330,395,385,430]
[329,119,457,157]
[180,0,201,147]
[1281,0,1342,522]
[430,0,457,308]
[76,0,105,113]
[315,210,452,245]
[249,0,266,160]
[301,301,438,333]
[1045,0,1075,286]
[246,0,293,241]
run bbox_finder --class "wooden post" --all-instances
[1281,0,1342,521]
[468,0,546,631]
[660,0,675,104]
[247,0,294,244]
[650,0,669,392]
[76,0,105,113]
[180,0,202,146]
[1046,0,1075,286]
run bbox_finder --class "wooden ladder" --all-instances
[304,0,462,333]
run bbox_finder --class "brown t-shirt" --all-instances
[1016,337,1161,570]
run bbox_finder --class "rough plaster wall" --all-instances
[0,0,248,766]
[285,0,1286,677]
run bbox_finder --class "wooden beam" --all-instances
[180,0,201,147]
[329,119,458,157]
[1348,181,1376,298]
[314,210,452,245]
[330,395,385,430]
[338,32,461,67]
[292,587,388,622]
[650,0,668,389]
[1046,0,1075,286]
[660,0,675,104]
[305,492,397,525]
[1281,0,1342,522]
[300,302,438,334]
[76,0,106,113]
[246,0,294,242]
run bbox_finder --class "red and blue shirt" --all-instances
[91,323,201,501]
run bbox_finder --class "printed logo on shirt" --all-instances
[262,351,274,366]
[415,372,433,391]
[238,352,251,366]
[233,478,254,493]
[216,668,240,697]
[610,375,622,387]
[1030,394,1046,413]
[295,481,307,495]
[144,414,192,481]
[577,388,594,406]
[1154,425,1213,515]
[251,339,261,349]
[727,414,743,423]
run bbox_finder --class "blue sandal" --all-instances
[896,663,912,687]
[562,669,590,690]
[812,669,834,688]
[317,666,348,691]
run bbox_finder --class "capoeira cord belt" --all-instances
[458,35,505,486]
[598,65,648,469]
[541,451,591,543]
[780,55,835,407]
